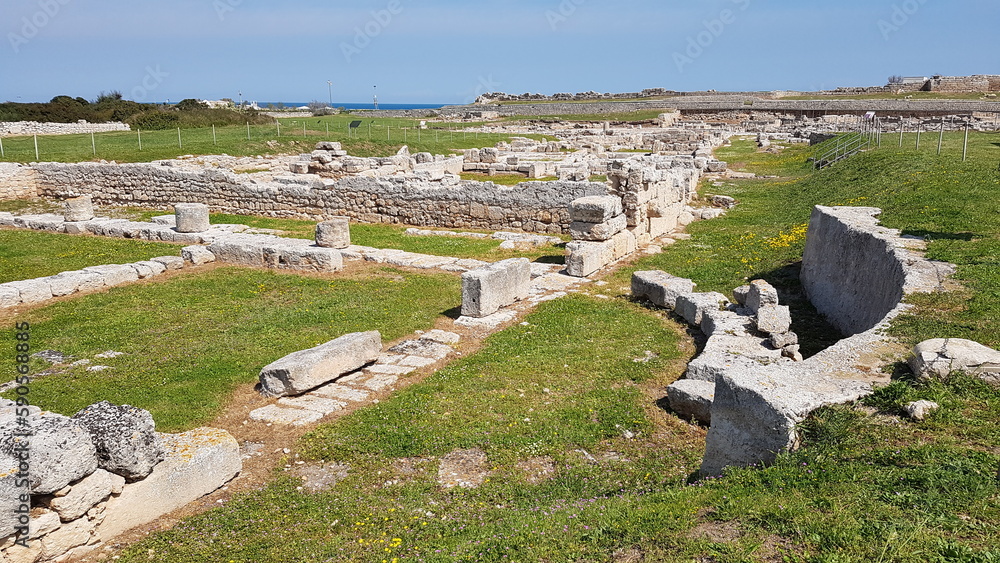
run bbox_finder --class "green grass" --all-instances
[0,114,543,164]
[501,110,667,123]
[2,266,460,431]
[780,91,994,101]
[111,297,1000,562]
[0,229,182,283]
[615,131,1000,351]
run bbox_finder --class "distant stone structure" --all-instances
[0,121,130,137]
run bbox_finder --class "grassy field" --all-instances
[0,229,182,283]
[0,113,546,164]
[2,266,460,431]
[5,130,1000,561]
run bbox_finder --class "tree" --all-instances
[887,75,904,85]
[95,90,124,104]
[176,98,209,111]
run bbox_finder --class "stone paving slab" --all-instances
[248,405,323,426]
[277,396,348,415]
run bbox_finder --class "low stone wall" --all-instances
[800,206,943,336]
[0,163,39,200]
[31,162,607,234]
[0,121,130,137]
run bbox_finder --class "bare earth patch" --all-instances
[437,448,490,489]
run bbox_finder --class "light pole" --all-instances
[327,81,333,107]
[373,85,378,110]
[238,91,242,108]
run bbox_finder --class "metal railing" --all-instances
[814,114,883,169]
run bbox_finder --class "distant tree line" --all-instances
[0,91,272,130]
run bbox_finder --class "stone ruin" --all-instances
[0,401,240,562]
[632,205,958,475]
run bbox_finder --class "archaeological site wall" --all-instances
[29,162,608,234]
[0,164,39,200]
[0,121,131,137]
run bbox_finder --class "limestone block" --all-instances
[46,271,101,297]
[81,264,139,287]
[631,270,695,310]
[732,285,751,306]
[315,217,351,249]
[150,215,176,226]
[28,508,60,539]
[315,141,342,151]
[259,331,382,397]
[6,279,53,305]
[0,411,97,494]
[0,285,21,308]
[173,203,210,233]
[96,428,241,540]
[755,305,792,335]
[133,260,167,277]
[908,339,1000,384]
[745,279,779,313]
[609,229,638,260]
[49,469,123,522]
[675,292,729,327]
[288,162,310,174]
[277,396,347,416]
[39,517,96,561]
[569,196,623,223]
[72,402,164,481]
[0,453,20,538]
[667,379,715,424]
[565,241,613,278]
[701,309,753,337]
[152,256,185,270]
[460,258,531,318]
[569,215,627,242]
[63,196,94,222]
[265,246,343,273]
[248,405,324,426]
[479,147,499,164]
[769,331,799,349]
[905,400,939,421]
[207,236,267,267]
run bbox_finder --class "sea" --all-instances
[257,102,450,111]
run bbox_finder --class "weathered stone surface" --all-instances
[565,240,613,278]
[569,215,627,242]
[460,258,531,318]
[686,335,782,382]
[676,292,729,327]
[97,428,241,540]
[421,330,461,345]
[569,195,623,223]
[46,271,104,297]
[39,517,96,560]
[631,270,695,310]
[6,279,53,305]
[207,235,265,266]
[700,364,871,476]
[755,305,792,335]
[769,331,799,349]
[905,400,940,421]
[81,264,139,287]
[667,379,715,424]
[277,396,347,415]
[700,309,753,337]
[311,383,370,402]
[133,260,168,277]
[0,453,20,538]
[72,401,164,481]
[908,339,1000,384]
[732,284,750,306]
[49,469,123,522]
[248,405,323,426]
[0,284,21,308]
[64,195,94,222]
[263,245,343,272]
[387,339,454,360]
[152,255,185,270]
[259,331,382,397]
[745,279,778,314]
[180,245,216,266]
[174,203,210,233]
[315,217,351,249]
[0,412,97,494]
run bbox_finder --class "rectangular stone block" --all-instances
[207,236,266,267]
[609,229,638,260]
[0,284,22,308]
[460,258,531,318]
[82,264,140,287]
[265,246,343,272]
[569,214,627,242]
[676,292,730,327]
[7,279,53,304]
[259,331,382,397]
[631,270,695,310]
[64,195,94,222]
[565,240,613,278]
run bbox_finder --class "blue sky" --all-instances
[2,0,997,105]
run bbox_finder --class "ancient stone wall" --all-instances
[0,121,130,137]
[31,162,607,234]
[926,75,1000,92]
[0,163,39,200]
[800,206,942,336]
